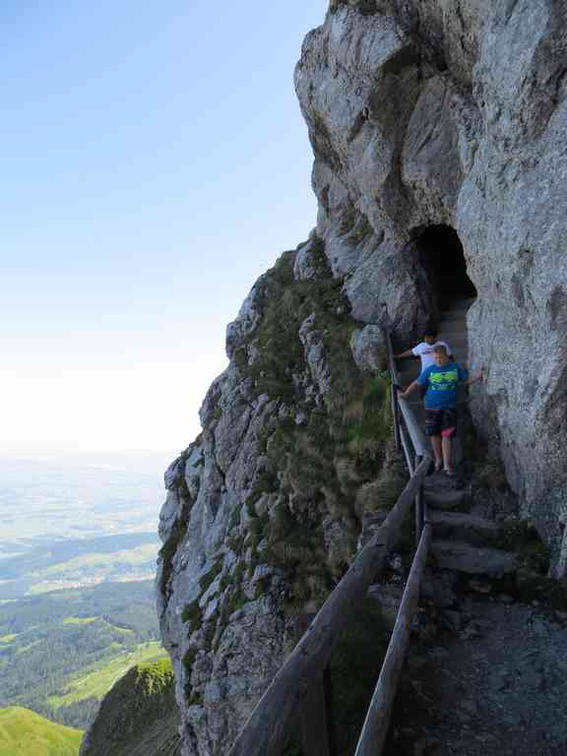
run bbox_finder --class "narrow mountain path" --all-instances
[383,298,567,754]
[384,510,567,756]
[391,593,567,756]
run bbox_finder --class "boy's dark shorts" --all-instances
[424,408,457,438]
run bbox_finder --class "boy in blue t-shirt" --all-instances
[398,345,482,475]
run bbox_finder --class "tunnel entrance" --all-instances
[414,225,477,307]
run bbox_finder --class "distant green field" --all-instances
[33,544,158,579]
[60,617,97,626]
[0,580,162,728]
[0,706,82,756]
[48,642,167,708]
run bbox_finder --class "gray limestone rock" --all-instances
[296,0,567,569]
[159,3,567,754]
[349,324,386,373]
[298,312,332,395]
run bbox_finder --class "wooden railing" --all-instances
[228,315,432,756]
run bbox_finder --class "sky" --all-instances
[1,0,327,461]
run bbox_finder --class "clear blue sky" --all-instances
[1,0,326,456]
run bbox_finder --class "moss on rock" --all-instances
[222,239,397,614]
[80,658,181,756]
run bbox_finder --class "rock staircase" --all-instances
[384,302,567,756]
[364,299,567,756]
[396,297,519,580]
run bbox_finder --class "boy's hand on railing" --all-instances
[468,367,484,385]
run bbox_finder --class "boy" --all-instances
[394,327,452,371]
[398,345,482,475]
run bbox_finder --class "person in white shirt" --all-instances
[394,328,453,370]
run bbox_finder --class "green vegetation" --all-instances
[26,545,158,595]
[355,453,407,516]
[47,642,166,708]
[227,241,394,612]
[0,706,82,756]
[472,456,509,492]
[182,647,200,703]
[498,521,551,574]
[158,497,191,597]
[466,443,552,573]
[329,598,389,754]
[180,601,202,632]
[0,581,161,729]
[174,238,399,666]
[198,559,223,593]
[337,204,373,245]
[81,657,181,756]
[60,617,97,626]
[0,532,160,599]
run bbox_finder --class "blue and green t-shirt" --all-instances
[416,362,468,409]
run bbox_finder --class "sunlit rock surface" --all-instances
[159,2,567,754]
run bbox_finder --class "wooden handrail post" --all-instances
[299,666,334,756]
[354,523,432,756]
[414,454,424,545]
[399,425,414,476]
[391,383,401,452]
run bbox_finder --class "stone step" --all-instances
[451,343,469,355]
[451,349,469,364]
[424,486,467,511]
[367,583,403,629]
[444,334,468,349]
[398,370,420,385]
[430,540,520,577]
[450,342,468,353]
[441,297,476,311]
[438,306,473,322]
[438,321,467,334]
[428,511,503,547]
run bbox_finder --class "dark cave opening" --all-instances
[414,224,477,307]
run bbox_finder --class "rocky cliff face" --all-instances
[158,2,567,754]
[157,241,405,753]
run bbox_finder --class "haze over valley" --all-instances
[0,454,169,736]
[0,455,167,598]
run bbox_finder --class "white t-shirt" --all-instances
[412,340,452,370]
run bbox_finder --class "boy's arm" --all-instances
[393,348,414,359]
[397,380,420,398]
[398,366,429,399]
[466,368,483,386]
[439,339,453,359]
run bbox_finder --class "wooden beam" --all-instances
[414,454,424,544]
[299,669,333,756]
[399,424,414,477]
[398,397,428,458]
[354,523,432,756]
[228,459,431,756]
[391,383,401,451]
[382,327,400,386]
[381,324,429,461]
